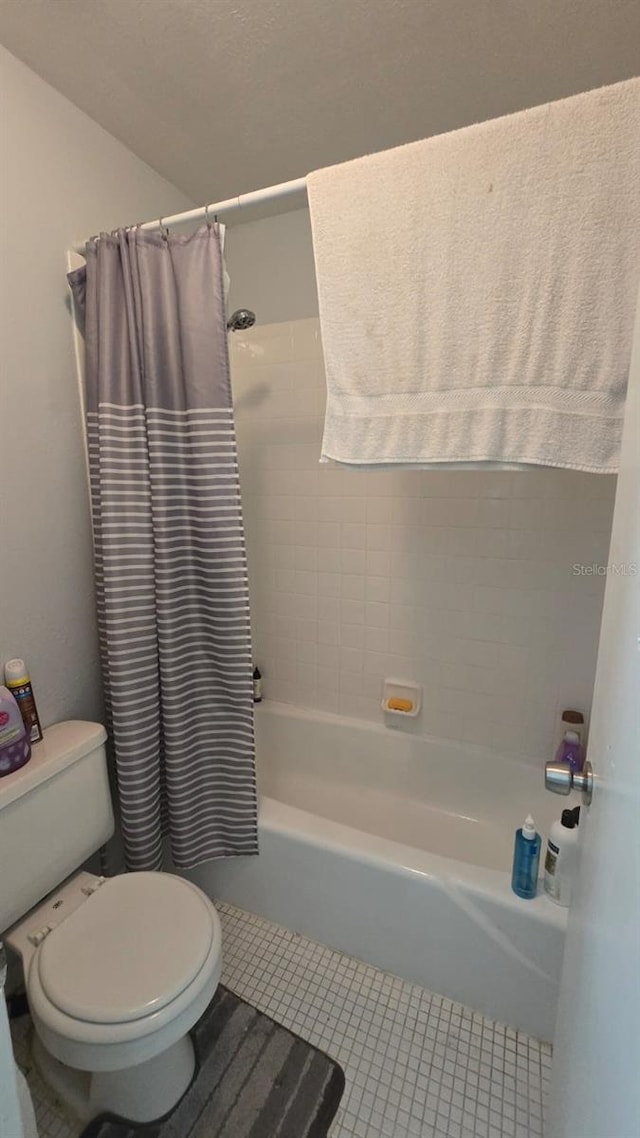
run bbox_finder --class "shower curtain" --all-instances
[68,224,258,871]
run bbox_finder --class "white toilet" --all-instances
[0,721,223,1124]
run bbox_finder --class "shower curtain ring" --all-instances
[159,216,169,240]
[205,203,213,229]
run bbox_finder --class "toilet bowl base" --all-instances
[33,1030,196,1124]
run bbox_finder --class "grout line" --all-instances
[13,898,551,1138]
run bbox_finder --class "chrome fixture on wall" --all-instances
[545,759,594,806]
[227,309,256,332]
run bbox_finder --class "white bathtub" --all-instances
[189,702,572,1042]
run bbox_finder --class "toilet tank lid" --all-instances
[0,721,107,812]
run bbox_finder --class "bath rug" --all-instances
[81,985,345,1138]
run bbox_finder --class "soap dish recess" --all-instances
[382,678,422,718]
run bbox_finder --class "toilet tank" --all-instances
[0,721,114,931]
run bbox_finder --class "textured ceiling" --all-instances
[1,0,639,204]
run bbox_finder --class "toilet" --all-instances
[0,721,223,1124]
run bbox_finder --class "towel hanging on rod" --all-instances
[307,78,640,473]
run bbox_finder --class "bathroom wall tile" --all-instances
[295,520,319,546]
[317,547,343,573]
[296,640,318,665]
[340,496,367,523]
[366,524,393,551]
[296,618,319,642]
[341,599,366,625]
[290,316,323,357]
[294,546,318,571]
[366,576,391,603]
[340,668,367,696]
[296,570,319,595]
[341,522,367,549]
[317,595,341,623]
[365,601,391,629]
[291,593,318,620]
[387,603,419,633]
[318,521,342,547]
[239,320,294,363]
[234,319,613,765]
[341,624,366,650]
[365,626,389,655]
[366,549,392,576]
[339,692,381,719]
[318,644,340,671]
[367,497,395,524]
[318,621,340,646]
[341,549,366,575]
[317,496,342,522]
[441,661,498,697]
[340,646,364,672]
[364,650,391,676]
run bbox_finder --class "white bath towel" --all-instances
[307,79,640,472]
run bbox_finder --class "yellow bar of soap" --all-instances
[387,697,413,712]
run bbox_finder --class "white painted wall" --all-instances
[226,208,318,324]
[0,46,193,726]
[226,210,616,765]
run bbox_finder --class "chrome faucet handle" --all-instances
[545,759,593,806]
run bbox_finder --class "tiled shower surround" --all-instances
[230,318,615,765]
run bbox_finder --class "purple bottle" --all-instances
[555,729,584,774]
[0,685,32,777]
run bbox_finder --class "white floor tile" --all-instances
[11,899,551,1138]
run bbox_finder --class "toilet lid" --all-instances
[37,873,216,1024]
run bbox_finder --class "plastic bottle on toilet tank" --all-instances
[0,687,31,777]
[4,659,42,744]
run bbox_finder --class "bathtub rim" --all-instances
[256,792,567,933]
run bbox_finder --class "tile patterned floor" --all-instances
[11,1008,76,1138]
[11,900,551,1138]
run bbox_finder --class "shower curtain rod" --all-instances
[72,175,308,254]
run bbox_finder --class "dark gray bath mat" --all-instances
[81,985,344,1138]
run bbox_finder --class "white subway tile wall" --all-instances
[230,319,615,765]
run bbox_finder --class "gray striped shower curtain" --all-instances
[68,225,257,871]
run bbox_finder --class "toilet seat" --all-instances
[24,873,222,1072]
[36,873,215,1024]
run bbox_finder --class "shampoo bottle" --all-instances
[253,666,263,704]
[554,729,584,774]
[511,814,541,899]
[558,709,585,749]
[544,807,580,907]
